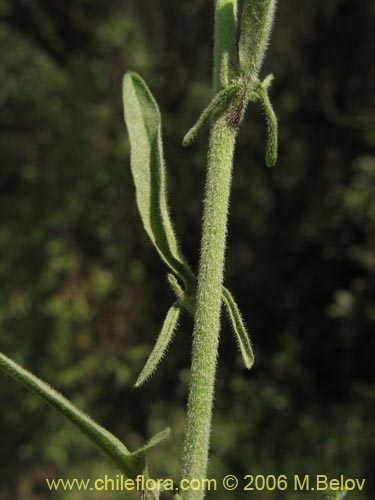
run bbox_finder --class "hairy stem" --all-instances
[181,2,238,498]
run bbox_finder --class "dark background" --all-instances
[0,0,373,499]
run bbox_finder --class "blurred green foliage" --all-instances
[0,0,373,499]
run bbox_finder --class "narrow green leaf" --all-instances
[0,351,138,477]
[239,0,277,78]
[132,427,171,457]
[262,73,274,90]
[222,287,254,369]
[258,86,278,167]
[135,302,181,387]
[167,273,195,314]
[183,83,239,147]
[123,72,194,288]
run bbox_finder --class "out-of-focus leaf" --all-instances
[132,427,171,456]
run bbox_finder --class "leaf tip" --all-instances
[182,133,192,148]
[245,356,255,370]
[266,154,277,168]
[122,71,136,93]
[134,372,150,388]
[123,70,140,84]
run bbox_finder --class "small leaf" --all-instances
[183,83,239,147]
[262,73,274,90]
[258,86,278,167]
[123,72,194,288]
[132,427,171,457]
[0,351,139,477]
[135,302,181,387]
[239,0,278,78]
[222,287,254,369]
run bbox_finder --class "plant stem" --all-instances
[182,2,238,499]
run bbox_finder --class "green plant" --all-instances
[124,2,278,497]
[0,1,352,500]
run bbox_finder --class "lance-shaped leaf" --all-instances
[239,0,278,78]
[222,287,254,369]
[262,73,274,90]
[135,302,181,387]
[258,85,278,167]
[0,351,138,476]
[132,427,171,457]
[123,72,194,288]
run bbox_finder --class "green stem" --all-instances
[181,2,238,499]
